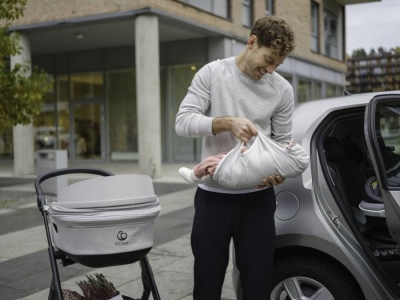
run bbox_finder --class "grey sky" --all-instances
[345,0,400,55]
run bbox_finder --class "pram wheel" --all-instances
[35,168,162,300]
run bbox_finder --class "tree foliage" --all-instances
[390,46,400,54]
[352,46,400,58]
[351,48,367,58]
[0,0,51,131]
[369,48,376,57]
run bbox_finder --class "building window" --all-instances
[298,79,312,103]
[311,1,319,52]
[243,0,253,27]
[373,67,382,75]
[171,65,203,161]
[324,10,338,59]
[313,82,322,100]
[326,83,336,98]
[179,0,229,19]
[33,75,56,151]
[107,69,138,161]
[56,75,69,152]
[71,72,104,100]
[359,60,367,66]
[360,68,368,76]
[266,0,273,15]
[337,85,344,96]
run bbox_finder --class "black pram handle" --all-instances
[34,168,115,300]
[35,167,114,212]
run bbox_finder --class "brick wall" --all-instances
[11,0,249,38]
[9,0,346,72]
[276,0,346,72]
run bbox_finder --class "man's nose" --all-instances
[266,66,274,74]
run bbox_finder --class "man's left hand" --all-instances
[256,175,285,188]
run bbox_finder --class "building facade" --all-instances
[1,0,377,174]
[347,52,400,94]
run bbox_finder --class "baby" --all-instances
[179,139,295,184]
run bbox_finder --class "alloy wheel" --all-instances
[271,276,334,300]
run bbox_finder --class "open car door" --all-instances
[364,95,400,243]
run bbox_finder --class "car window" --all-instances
[375,102,400,187]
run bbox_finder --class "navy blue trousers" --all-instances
[191,187,277,300]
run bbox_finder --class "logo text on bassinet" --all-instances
[116,231,128,246]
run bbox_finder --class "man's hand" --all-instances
[256,175,285,189]
[212,117,257,143]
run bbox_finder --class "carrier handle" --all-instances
[35,167,114,212]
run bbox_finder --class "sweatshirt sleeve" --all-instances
[175,63,215,138]
[271,85,294,143]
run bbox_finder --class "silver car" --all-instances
[233,91,400,300]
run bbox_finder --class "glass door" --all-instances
[68,72,105,161]
[70,102,105,161]
[106,69,138,161]
[171,64,203,162]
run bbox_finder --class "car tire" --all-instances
[271,255,365,300]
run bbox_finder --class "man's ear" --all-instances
[248,35,257,49]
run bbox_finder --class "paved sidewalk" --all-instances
[0,161,237,300]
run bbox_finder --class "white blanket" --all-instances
[212,132,309,190]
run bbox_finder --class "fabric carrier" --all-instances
[48,174,161,267]
[213,132,310,190]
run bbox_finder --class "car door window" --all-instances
[365,96,400,244]
[374,102,400,187]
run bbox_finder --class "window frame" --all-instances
[324,9,339,59]
[178,0,230,19]
[298,78,313,103]
[311,1,320,53]
[265,0,273,15]
[242,0,253,28]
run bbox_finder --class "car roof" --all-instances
[292,90,400,136]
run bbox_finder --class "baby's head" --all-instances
[285,139,295,150]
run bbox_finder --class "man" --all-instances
[175,15,296,299]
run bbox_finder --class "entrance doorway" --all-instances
[170,64,203,162]
[66,72,106,161]
[70,102,105,161]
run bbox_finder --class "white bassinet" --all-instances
[48,174,161,267]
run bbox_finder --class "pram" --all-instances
[34,167,162,300]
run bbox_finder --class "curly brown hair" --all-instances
[250,16,296,57]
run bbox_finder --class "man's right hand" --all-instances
[212,117,258,143]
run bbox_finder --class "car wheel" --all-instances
[271,255,364,300]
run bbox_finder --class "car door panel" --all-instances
[364,95,400,243]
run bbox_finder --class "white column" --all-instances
[135,14,162,177]
[11,34,35,176]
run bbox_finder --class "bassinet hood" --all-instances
[56,174,156,208]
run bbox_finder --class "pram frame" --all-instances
[35,168,161,300]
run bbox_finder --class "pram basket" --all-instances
[35,167,162,300]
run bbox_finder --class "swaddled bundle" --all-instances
[212,132,309,190]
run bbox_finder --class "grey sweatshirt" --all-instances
[175,57,294,192]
